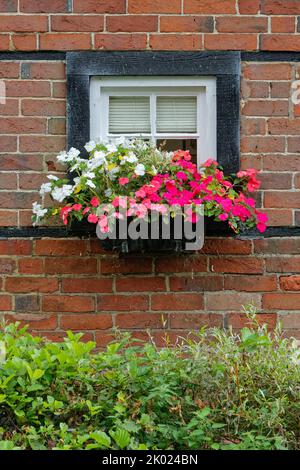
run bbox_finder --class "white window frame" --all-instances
[90,76,217,168]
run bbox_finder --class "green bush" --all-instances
[0,308,299,450]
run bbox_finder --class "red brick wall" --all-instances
[0,1,300,343]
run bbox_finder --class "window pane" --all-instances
[157,139,197,164]
[156,96,197,133]
[109,96,151,134]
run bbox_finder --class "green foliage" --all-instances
[0,309,299,450]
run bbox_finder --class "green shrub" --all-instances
[0,308,299,450]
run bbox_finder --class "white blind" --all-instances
[156,96,197,133]
[109,96,151,134]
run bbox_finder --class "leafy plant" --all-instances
[0,308,299,450]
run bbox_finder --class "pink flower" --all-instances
[218,213,229,221]
[204,158,218,167]
[257,222,267,233]
[247,179,260,192]
[87,213,99,224]
[119,177,129,185]
[112,196,127,209]
[176,171,188,181]
[72,203,82,211]
[83,207,90,215]
[256,212,268,224]
[90,197,100,207]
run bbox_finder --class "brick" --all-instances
[151,293,203,311]
[128,0,181,14]
[107,15,158,32]
[0,191,37,209]
[20,135,66,152]
[52,82,66,98]
[295,173,300,188]
[12,34,37,51]
[224,275,277,292]
[264,192,300,209]
[263,209,293,226]
[170,313,223,329]
[160,16,213,33]
[73,0,126,14]
[0,99,19,116]
[45,257,97,274]
[5,80,50,97]
[0,239,31,255]
[20,0,67,12]
[201,238,252,255]
[0,62,19,78]
[243,63,292,80]
[116,277,166,292]
[48,118,66,135]
[62,278,113,293]
[268,118,300,135]
[99,294,149,312]
[262,155,300,172]
[35,239,88,256]
[261,35,300,51]
[0,258,16,274]
[263,293,300,310]
[266,257,300,273]
[23,62,65,79]
[15,294,39,311]
[60,314,112,330]
[272,16,295,33]
[243,100,289,117]
[0,0,17,12]
[259,172,292,190]
[150,34,202,51]
[0,117,46,134]
[255,239,300,255]
[95,331,116,347]
[0,34,9,50]
[18,210,33,226]
[241,81,269,99]
[170,275,223,292]
[51,15,104,32]
[240,155,262,170]
[270,82,291,98]
[280,276,300,291]
[0,173,17,189]
[0,211,17,226]
[216,17,267,33]
[101,257,152,274]
[40,34,91,50]
[6,277,59,293]
[280,313,300,329]
[38,331,94,342]
[241,118,266,135]
[19,173,49,190]
[206,292,261,310]
[238,0,261,14]
[0,15,48,32]
[210,257,264,274]
[155,255,207,273]
[0,295,12,310]
[95,34,147,50]
[226,313,277,328]
[185,0,236,14]
[0,136,17,152]
[205,34,257,50]
[18,258,44,274]
[288,137,300,153]
[116,313,163,329]
[262,1,300,15]
[0,154,43,171]
[5,313,57,330]
[241,136,285,153]
[43,295,94,312]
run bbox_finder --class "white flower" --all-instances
[39,182,52,196]
[73,177,80,185]
[56,151,69,163]
[83,172,95,180]
[85,140,96,152]
[86,180,96,189]
[106,143,117,153]
[68,147,80,159]
[92,151,107,167]
[126,152,138,163]
[152,165,158,175]
[51,184,74,203]
[105,188,112,197]
[115,136,127,146]
[47,174,59,181]
[134,163,145,176]
[32,202,48,218]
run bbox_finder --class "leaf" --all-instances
[111,429,130,449]
[90,431,111,449]
[32,369,45,381]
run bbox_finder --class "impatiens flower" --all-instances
[219,213,229,221]
[176,171,188,181]
[257,222,267,233]
[90,197,100,207]
[204,158,218,167]
[119,177,129,185]
[87,213,99,224]
[256,212,268,224]
[72,204,82,211]
[83,207,90,215]
[60,206,73,225]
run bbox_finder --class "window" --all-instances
[90,76,217,167]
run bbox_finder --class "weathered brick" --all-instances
[280,276,300,291]
[156,256,207,274]
[243,63,292,80]
[206,292,261,310]
[5,313,57,329]
[205,34,257,50]
[0,62,19,78]
[0,136,17,151]
[0,117,46,134]
[43,295,95,312]
[15,294,39,311]
[0,99,19,116]
[226,313,277,328]
[211,257,264,274]
[73,0,126,14]
[259,172,292,190]
[241,118,266,135]
[272,16,296,33]
[0,154,43,171]
[270,82,291,98]
[20,0,67,13]
[238,0,261,14]
[101,257,152,274]
[51,15,104,32]
[62,278,113,293]
[201,238,252,255]
[160,16,213,33]
[263,293,300,310]
[6,276,59,293]
[18,258,44,274]
[150,34,202,51]
[48,117,66,135]
[12,34,37,51]
[0,295,12,310]
[224,275,277,292]
[95,33,147,50]
[280,313,300,329]
[263,209,293,226]
[262,154,300,172]
[0,258,16,274]
[0,239,31,255]
[254,238,300,254]
[128,0,181,14]
[116,277,166,292]
[262,1,300,15]
[241,136,285,153]
[151,293,204,311]
[107,15,158,32]
[45,257,97,275]
[98,294,149,312]
[264,192,300,209]
[5,80,51,97]
[185,0,236,14]
[20,135,66,152]
[35,239,88,256]
[0,211,18,226]
[242,81,269,99]
[40,34,91,50]
[0,172,17,189]
[116,313,163,329]
[22,62,65,79]
[0,0,17,12]
[169,275,223,292]
[0,15,48,32]
[243,100,289,117]
[21,99,65,116]
[216,17,267,33]
[261,35,300,51]
[170,313,223,329]
[266,257,300,273]
[60,314,112,330]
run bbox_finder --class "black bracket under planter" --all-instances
[66,51,241,175]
